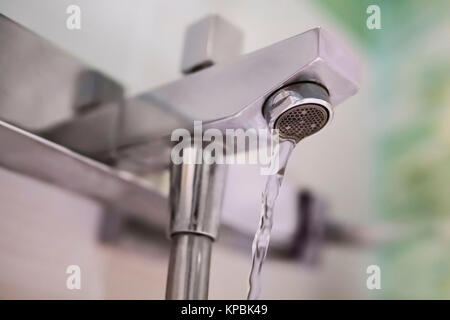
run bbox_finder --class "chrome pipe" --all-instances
[166,144,227,299]
[166,234,212,300]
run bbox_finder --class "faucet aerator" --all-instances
[264,82,333,143]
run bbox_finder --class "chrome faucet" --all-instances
[0,14,361,299]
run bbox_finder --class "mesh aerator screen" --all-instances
[274,104,329,143]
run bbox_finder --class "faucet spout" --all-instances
[128,27,361,136]
[37,26,361,171]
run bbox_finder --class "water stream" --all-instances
[247,139,295,299]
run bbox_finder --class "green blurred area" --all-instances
[316,0,449,48]
[315,0,450,298]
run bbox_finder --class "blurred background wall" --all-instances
[0,0,448,299]
[316,0,450,298]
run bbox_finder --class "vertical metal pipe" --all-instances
[166,144,227,300]
[166,234,212,299]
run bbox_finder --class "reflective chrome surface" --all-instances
[53,26,362,160]
[169,145,227,239]
[167,144,227,299]
[0,120,169,230]
[134,26,361,136]
[0,13,362,301]
[0,15,122,136]
[263,82,332,143]
[181,14,243,74]
[166,234,212,300]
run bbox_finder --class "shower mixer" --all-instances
[165,22,361,298]
[0,14,361,300]
[167,82,338,299]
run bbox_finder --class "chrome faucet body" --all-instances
[0,14,361,299]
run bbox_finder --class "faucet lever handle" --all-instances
[181,14,243,74]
